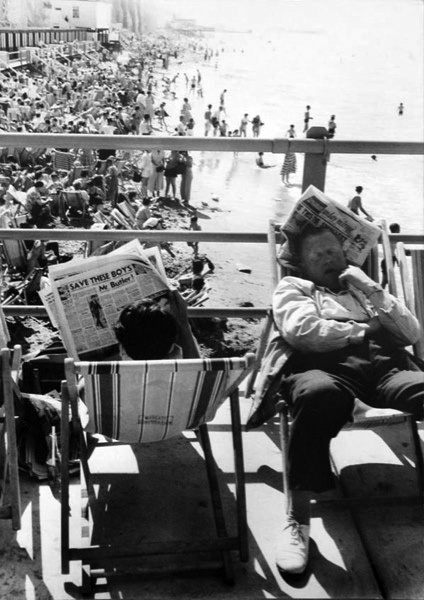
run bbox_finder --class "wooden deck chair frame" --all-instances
[380,219,398,296]
[0,345,22,530]
[61,353,255,592]
[1,237,28,273]
[260,220,424,513]
[397,243,424,360]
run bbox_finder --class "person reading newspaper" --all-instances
[247,224,423,576]
[114,291,200,360]
[45,240,189,361]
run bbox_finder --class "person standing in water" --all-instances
[327,115,337,138]
[348,186,374,221]
[303,105,313,133]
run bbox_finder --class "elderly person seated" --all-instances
[247,224,424,576]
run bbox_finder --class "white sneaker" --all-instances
[275,516,310,574]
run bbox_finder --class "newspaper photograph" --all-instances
[280,185,381,267]
[47,240,169,360]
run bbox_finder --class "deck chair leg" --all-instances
[2,349,21,530]
[198,424,235,584]
[60,383,71,575]
[279,402,291,516]
[229,390,249,562]
[81,564,93,596]
[245,311,273,398]
[407,415,424,499]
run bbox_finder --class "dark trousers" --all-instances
[280,342,424,492]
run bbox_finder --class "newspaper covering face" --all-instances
[40,240,169,360]
[279,185,381,268]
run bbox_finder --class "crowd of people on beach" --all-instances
[0,35,229,312]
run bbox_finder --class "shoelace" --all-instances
[283,516,305,545]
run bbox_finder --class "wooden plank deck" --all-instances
[1,397,422,599]
[331,419,424,599]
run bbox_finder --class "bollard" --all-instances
[302,126,330,192]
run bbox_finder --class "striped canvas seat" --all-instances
[66,355,255,443]
[52,150,74,172]
[61,353,255,591]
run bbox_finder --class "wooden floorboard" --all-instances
[331,419,424,599]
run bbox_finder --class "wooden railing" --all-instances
[1,133,423,320]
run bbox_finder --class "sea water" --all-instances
[165,0,423,236]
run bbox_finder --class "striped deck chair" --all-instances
[61,353,255,592]
[109,207,132,228]
[0,346,22,530]
[52,150,74,172]
[117,200,136,224]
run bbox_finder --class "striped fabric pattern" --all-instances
[53,151,74,172]
[74,355,255,443]
[411,249,424,359]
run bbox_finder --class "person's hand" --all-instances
[166,289,200,358]
[364,316,384,340]
[339,266,378,295]
[165,289,190,325]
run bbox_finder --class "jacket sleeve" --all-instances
[364,288,421,347]
[273,277,368,353]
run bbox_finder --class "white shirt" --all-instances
[273,276,421,353]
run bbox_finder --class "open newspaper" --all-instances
[41,240,169,360]
[279,185,381,267]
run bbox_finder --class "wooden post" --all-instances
[302,126,330,192]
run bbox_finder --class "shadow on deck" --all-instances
[1,395,423,599]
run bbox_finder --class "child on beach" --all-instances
[256,152,275,168]
[327,115,337,138]
[347,186,374,221]
[303,105,313,133]
[187,215,201,255]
